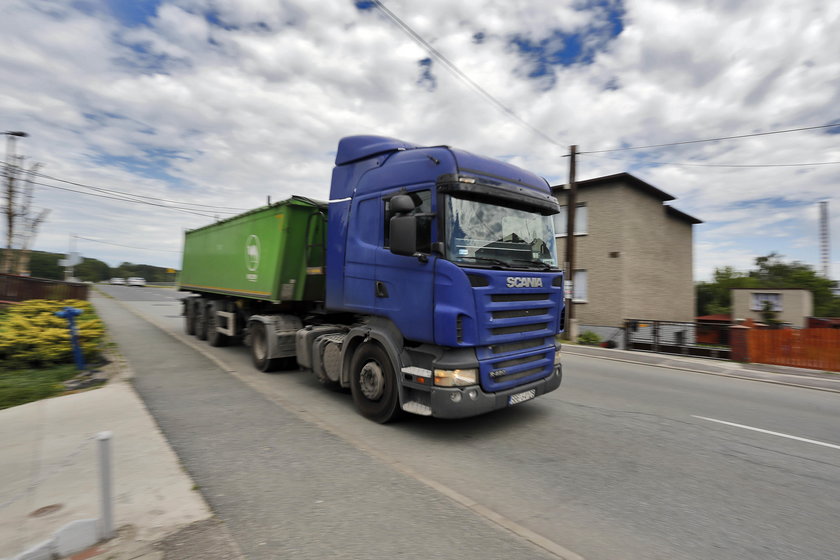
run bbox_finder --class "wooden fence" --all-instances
[748,329,840,372]
[0,273,89,303]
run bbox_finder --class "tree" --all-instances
[695,266,757,316]
[748,253,839,316]
[28,251,62,280]
[75,257,111,282]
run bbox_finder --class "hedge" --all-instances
[0,299,105,369]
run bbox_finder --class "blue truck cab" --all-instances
[325,136,564,420]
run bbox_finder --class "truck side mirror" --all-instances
[390,215,417,256]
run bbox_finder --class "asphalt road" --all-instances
[96,285,840,560]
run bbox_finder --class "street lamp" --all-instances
[3,131,28,153]
[4,131,28,166]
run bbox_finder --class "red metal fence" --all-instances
[0,273,89,303]
[748,329,840,372]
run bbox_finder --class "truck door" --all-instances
[375,188,436,343]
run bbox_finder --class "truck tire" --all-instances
[349,342,401,423]
[184,299,196,336]
[206,303,229,347]
[250,321,280,372]
[195,300,208,341]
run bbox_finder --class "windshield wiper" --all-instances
[512,259,553,270]
[456,256,508,267]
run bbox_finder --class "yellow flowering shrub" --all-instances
[0,300,105,369]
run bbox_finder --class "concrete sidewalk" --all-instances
[0,354,215,559]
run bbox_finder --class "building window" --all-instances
[553,204,587,237]
[751,293,782,311]
[570,269,587,302]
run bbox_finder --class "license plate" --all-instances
[508,389,536,406]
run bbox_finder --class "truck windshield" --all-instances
[444,194,559,269]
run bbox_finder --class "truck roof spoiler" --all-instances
[335,135,421,166]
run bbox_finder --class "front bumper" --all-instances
[429,364,562,419]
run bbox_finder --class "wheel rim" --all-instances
[359,360,384,401]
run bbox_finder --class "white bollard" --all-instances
[97,431,114,540]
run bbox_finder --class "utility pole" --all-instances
[3,131,28,274]
[563,145,578,341]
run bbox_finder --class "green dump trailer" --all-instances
[180,196,327,304]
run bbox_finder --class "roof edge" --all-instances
[552,172,675,201]
[665,205,703,224]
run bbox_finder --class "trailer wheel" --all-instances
[250,322,280,372]
[350,342,401,423]
[195,300,208,341]
[184,299,196,336]
[206,303,229,347]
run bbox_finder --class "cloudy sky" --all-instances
[1,0,838,281]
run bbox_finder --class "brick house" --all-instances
[551,173,701,345]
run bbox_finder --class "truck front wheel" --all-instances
[250,322,280,372]
[350,342,401,423]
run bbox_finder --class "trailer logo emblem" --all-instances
[246,235,260,281]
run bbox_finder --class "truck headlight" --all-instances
[434,368,478,387]
[554,348,562,366]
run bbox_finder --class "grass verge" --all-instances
[0,364,81,410]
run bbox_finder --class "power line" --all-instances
[28,179,226,218]
[0,163,249,211]
[367,2,840,166]
[368,0,564,149]
[579,123,840,155]
[74,235,181,253]
[580,152,840,168]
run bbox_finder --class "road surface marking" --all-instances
[693,416,840,450]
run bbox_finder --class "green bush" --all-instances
[0,299,105,370]
[577,330,602,346]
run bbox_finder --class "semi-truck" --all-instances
[179,135,565,422]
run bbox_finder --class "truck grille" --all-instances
[484,293,553,343]
[491,323,549,335]
[492,308,550,319]
[491,293,548,302]
[487,351,551,387]
[489,339,544,354]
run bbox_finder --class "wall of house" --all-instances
[621,187,695,323]
[556,182,625,327]
[731,289,814,328]
[554,179,695,329]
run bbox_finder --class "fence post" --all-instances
[729,325,751,363]
[653,321,659,353]
[97,431,114,540]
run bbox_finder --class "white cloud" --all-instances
[0,0,837,280]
